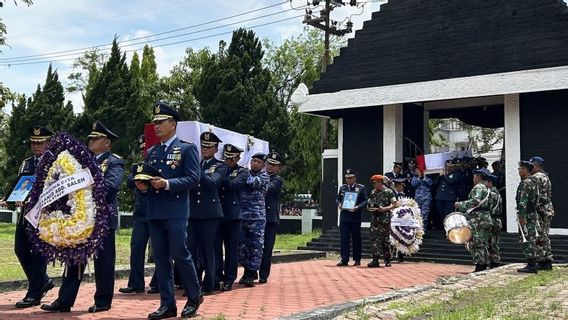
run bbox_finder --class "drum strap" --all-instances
[465,186,491,214]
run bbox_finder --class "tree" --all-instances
[193,28,291,154]
[0,0,34,51]
[66,48,106,98]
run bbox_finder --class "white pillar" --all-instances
[504,94,521,233]
[337,118,344,227]
[383,104,403,173]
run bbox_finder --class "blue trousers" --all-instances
[239,219,265,271]
[416,197,432,228]
[259,222,278,280]
[188,218,218,292]
[215,220,241,284]
[149,219,200,308]
[14,219,50,299]
[340,222,361,262]
[57,231,115,307]
[127,217,151,290]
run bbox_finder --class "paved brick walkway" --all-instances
[0,259,470,319]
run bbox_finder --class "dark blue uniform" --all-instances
[259,173,283,281]
[146,137,202,308]
[56,151,124,309]
[433,170,461,226]
[15,156,52,302]
[188,157,227,293]
[216,164,249,287]
[336,183,368,264]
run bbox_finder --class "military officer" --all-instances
[259,151,284,283]
[4,126,55,308]
[385,162,404,181]
[454,168,493,273]
[486,174,502,268]
[367,175,398,268]
[41,121,124,313]
[216,144,249,291]
[411,168,433,229]
[403,158,417,198]
[433,160,461,229]
[516,161,540,273]
[335,169,368,266]
[392,177,406,199]
[238,153,269,287]
[529,156,554,271]
[188,131,227,294]
[119,135,159,294]
[139,102,203,319]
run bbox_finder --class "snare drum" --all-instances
[443,212,472,244]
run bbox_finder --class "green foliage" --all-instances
[0,0,33,51]
[66,48,105,98]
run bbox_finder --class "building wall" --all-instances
[403,104,425,159]
[520,89,568,229]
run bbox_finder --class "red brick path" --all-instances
[0,260,470,319]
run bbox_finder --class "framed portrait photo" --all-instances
[6,175,36,203]
[342,191,358,210]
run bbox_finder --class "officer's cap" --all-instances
[407,158,417,166]
[87,121,118,139]
[518,161,534,171]
[473,168,491,178]
[487,174,498,184]
[133,163,162,181]
[452,157,462,165]
[370,174,383,182]
[393,162,403,169]
[393,177,407,184]
[30,126,53,143]
[223,144,243,159]
[267,151,283,165]
[251,153,267,162]
[200,131,222,148]
[152,101,181,122]
[529,156,545,165]
[137,134,145,150]
[344,169,358,178]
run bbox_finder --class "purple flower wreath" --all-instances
[25,132,111,266]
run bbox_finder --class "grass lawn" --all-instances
[0,222,321,282]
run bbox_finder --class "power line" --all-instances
[1,7,302,63]
[0,1,289,62]
[0,15,304,67]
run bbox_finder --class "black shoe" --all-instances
[336,261,348,267]
[538,260,553,271]
[259,278,267,284]
[367,260,380,268]
[15,297,41,308]
[384,260,392,267]
[202,290,214,296]
[252,271,259,280]
[473,264,487,273]
[213,283,221,291]
[148,305,177,319]
[147,287,160,294]
[489,262,502,269]
[181,295,204,318]
[241,278,254,287]
[353,261,361,266]
[518,259,538,273]
[41,300,71,313]
[397,253,404,263]
[119,287,145,294]
[42,279,55,297]
[88,304,111,313]
[221,283,233,291]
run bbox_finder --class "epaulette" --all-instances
[112,153,122,159]
[180,140,193,144]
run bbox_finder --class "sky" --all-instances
[0,0,383,113]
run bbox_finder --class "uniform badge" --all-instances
[92,122,97,130]
[166,160,172,165]
[100,159,109,173]
[171,164,176,169]
[137,164,143,173]
[227,145,232,151]
[154,105,160,114]
[204,132,210,140]
[231,170,238,177]
[355,187,360,192]
[34,127,41,136]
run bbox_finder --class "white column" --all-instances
[423,110,431,154]
[383,104,403,173]
[504,94,521,233]
[337,118,344,227]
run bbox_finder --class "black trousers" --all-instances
[259,222,278,280]
[215,219,241,285]
[340,221,361,263]
[188,218,219,292]
[14,219,50,299]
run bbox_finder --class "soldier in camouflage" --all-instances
[486,174,502,268]
[516,161,541,273]
[455,168,493,272]
[529,156,554,271]
[238,153,269,287]
[367,175,398,268]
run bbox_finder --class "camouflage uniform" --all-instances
[456,183,493,265]
[238,170,269,271]
[516,176,540,259]
[532,171,554,261]
[487,186,502,265]
[367,188,397,262]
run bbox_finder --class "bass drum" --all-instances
[443,212,472,244]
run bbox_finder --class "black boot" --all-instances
[538,259,553,271]
[238,270,254,287]
[397,252,404,263]
[489,261,501,269]
[367,259,380,268]
[473,264,487,273]
[384,259,392,267]
[517,259,538,273]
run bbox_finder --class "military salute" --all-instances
[188,131,227,294]
[8,127,55,308]
[140,102,203,319]
[259,151,284,283]
[336,169,368,266]
[42,121,124,313]
[516,161,541,273]
[238,153,269,287]
[217,144,249,291]
[529,156,555,271]
[367,175,398,268]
